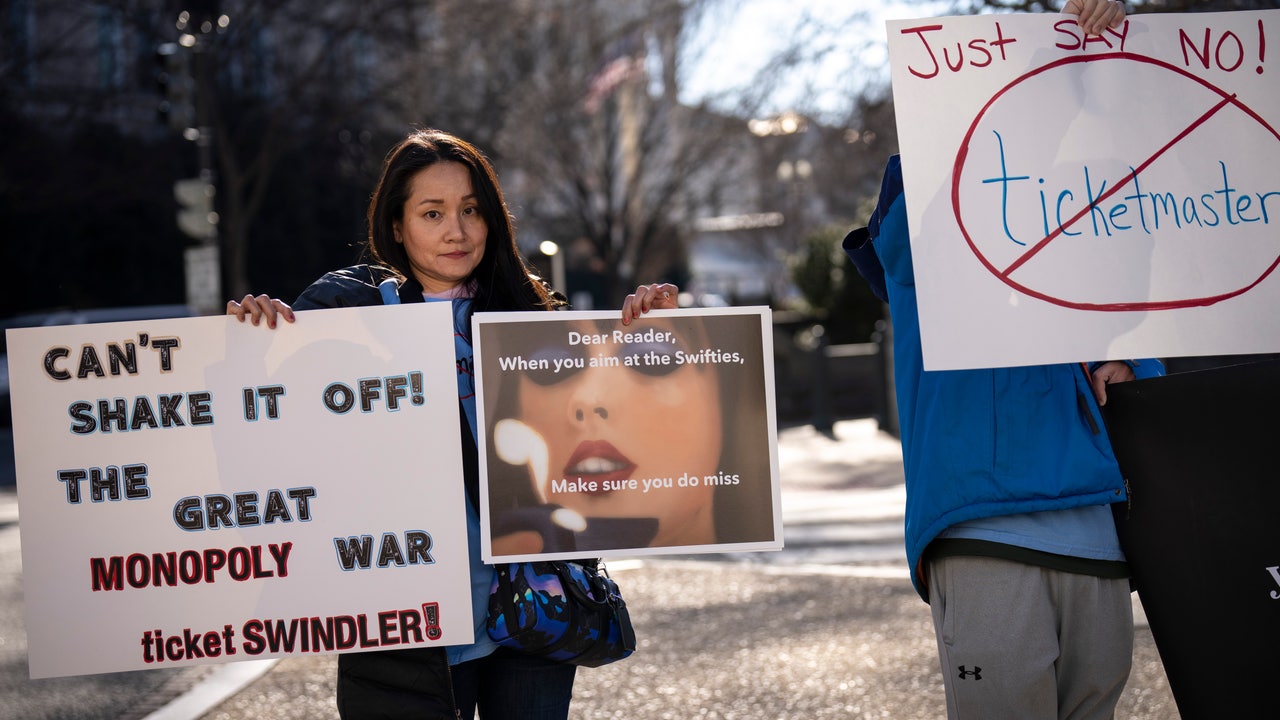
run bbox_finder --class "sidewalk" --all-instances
[161,419,1177,720]
[193,562,1177,720]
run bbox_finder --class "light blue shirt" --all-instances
[422,296,499,666]
[936,504,1126,562]
[448,497,499,665]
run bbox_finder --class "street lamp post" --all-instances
[748,111,812,302]
[539,241,566,298]
[776,157,812,252]
[164,7,227,314]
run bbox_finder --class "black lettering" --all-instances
[44,347,71,380]
[77,345,105,379]
[175,496,203,531]
[334,536,373,570]
[157,394,185,427]
[91,556,124,591]
[150,337,180,371]
[69,401,95,433]
[377,533,404,567]
[106,342,137,376]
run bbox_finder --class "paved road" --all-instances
[0,419,1178,719]
[0,490,212,720]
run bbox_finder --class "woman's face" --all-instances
[393,161,487,294]
[515,318,723,547]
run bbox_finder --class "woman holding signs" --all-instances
[228,128,675,720]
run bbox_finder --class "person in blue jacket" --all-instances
[847,154,1163,717]
[843,5,1164,715]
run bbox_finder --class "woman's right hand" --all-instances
[620,283,679,325]
[227,294,295,328]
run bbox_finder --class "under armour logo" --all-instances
[958,665,983,681]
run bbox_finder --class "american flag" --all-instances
[582,35,645,114]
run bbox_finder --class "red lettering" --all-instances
[88,543,293,590]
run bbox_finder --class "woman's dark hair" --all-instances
[365,128,564,314]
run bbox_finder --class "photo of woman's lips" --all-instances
[562,440,637,495]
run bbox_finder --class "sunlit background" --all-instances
[0,0,1260,429]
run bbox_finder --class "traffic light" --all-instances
[174,178,217,240]
[155,43,194,132]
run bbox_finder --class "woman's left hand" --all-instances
[621,283,679,325]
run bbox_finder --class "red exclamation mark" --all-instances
[422,602,442,640]
[1258,19,1266,75]
[410,371,424,406]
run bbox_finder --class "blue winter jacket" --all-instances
[844,155,1164,600]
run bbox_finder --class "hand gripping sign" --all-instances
[888,10,1280,370]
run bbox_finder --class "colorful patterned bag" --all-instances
[486,560,636,667]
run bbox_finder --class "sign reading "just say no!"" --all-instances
[888,10,1280,370]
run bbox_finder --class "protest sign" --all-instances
[887,10,1280,370]
[7,303,472,678]
[1102,358,1280,718]
[473,308,782,561]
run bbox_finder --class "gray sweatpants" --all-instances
[926,555,1133,720]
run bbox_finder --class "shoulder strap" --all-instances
[458,412,481,510]
[378,278,401,305]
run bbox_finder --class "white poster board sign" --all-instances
[888,10,1280,369]
[473,308,783,562]
[7,304,472,678]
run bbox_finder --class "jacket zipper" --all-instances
[1076,390,1100,435]
[1079,363,1130,515]
[447,661,462,720]
[1076,363,1101,435]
